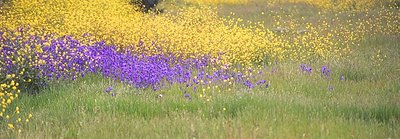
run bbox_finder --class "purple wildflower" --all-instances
[105,86,113,93]
[300,64,312,74]
[321,65,331,78]
[184,93,192,101]
[0,28,269,95]
[265,83,269,88]
[256,80,266,85]
[243,80,254,89]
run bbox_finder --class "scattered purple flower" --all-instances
[321,65,331,78]
[265,83,269,88]
[256,80,266,85]
[105,86,113,93]
[300,64,312,74]
[184,93,192,101]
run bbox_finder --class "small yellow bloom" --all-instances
[8,124,14,129]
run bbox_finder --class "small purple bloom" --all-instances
[184,93,192,101]
[243,80,254,89]
[306,67,312,74]
[265,83,269,88]
[340,74,345,81]
[300,64,307,71]
[300,64,312,74]
[321,65,327,72]
[105,86,113,93]
[321,65,331,78]
[256,80,266,85]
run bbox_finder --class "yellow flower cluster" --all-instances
[0,76,32,131]
[263,4,399,62]
[268,0,398,11]
[0,0,352,66]
[184,0,249,5]
[1,75,20,119]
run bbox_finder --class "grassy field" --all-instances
[1,0,399,138]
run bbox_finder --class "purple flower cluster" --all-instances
[321,65,331,78]
[1,30,269,93]
[300,64,312,74]
[243,80,254,89]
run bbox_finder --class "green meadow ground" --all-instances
[1,1,400,138]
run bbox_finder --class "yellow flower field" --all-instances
[0,0,358,66]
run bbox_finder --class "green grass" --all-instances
[2,71,399,138]
[1,1,400,138]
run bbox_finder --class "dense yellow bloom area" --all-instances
[0,0,352,66]
[184,0,397,10]
[269,0,397,11]
[184,0,249,5]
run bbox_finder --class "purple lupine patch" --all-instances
[0,28,274,96]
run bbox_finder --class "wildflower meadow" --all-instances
[0,0,399,138]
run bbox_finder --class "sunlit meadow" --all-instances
[0,0,399,138]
